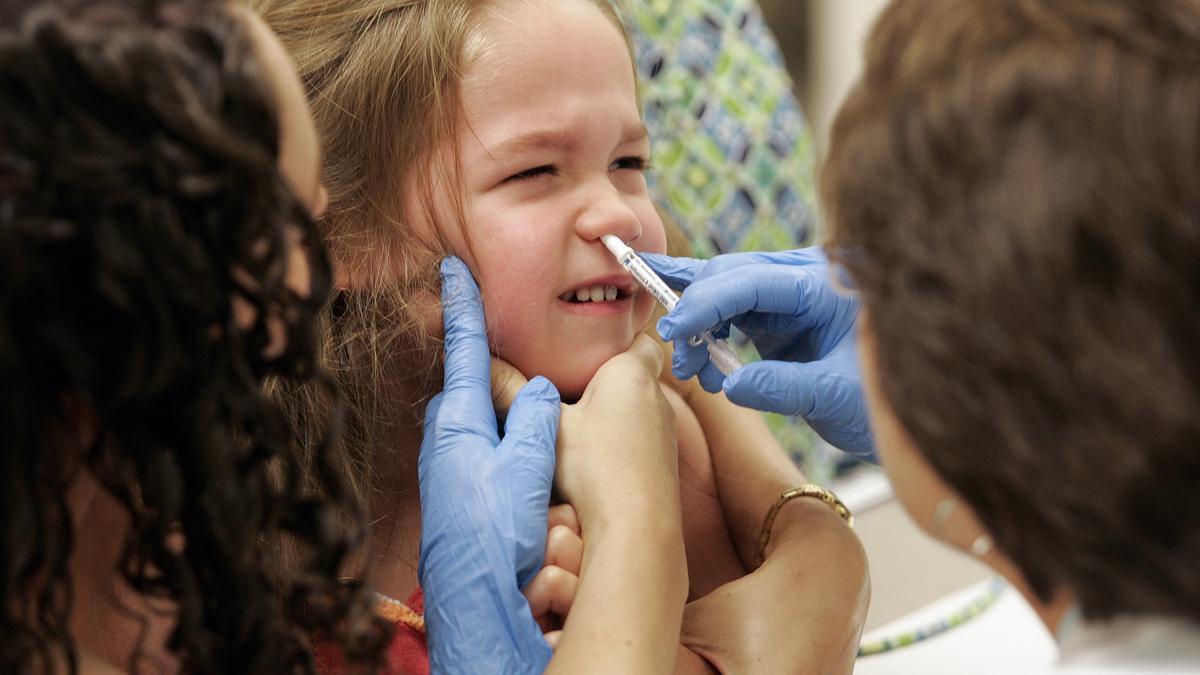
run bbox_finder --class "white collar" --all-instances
[1057,612,1200,672]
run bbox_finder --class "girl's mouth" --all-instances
[558,284,631,304]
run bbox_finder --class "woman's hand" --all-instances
[418,258,560,673]
[523,504,584,647]
[644,249,875,458]
[494,338,689,675]
[680,499,870,674]
[555,335,681,526]
[493,335,681,529]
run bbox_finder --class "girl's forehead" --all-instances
[462,0,632,95]
[467,0,626,60]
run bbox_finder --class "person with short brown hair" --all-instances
[651,0,1200,670]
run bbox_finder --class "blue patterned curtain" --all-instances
[628,0,818,257]
[626,1,845,478]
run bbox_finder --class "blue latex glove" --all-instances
[418,257,560,674]
[643,248,876,459]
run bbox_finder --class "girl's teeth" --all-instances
[563,285,622,303]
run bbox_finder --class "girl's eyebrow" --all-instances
[485,121,649,161]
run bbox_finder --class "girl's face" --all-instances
[447,0,667,400]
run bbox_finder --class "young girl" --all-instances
[253,0,869,671]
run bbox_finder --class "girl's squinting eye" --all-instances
[506,165,558,182]
[611,156,650,172]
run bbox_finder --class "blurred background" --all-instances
[761,0,889,154]
[628,0,994,641]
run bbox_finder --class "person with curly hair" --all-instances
[2,1,690,673]
[0,1,387,672]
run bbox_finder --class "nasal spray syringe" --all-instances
[600,235,743,376]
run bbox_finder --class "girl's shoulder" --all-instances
[658,381,707,457]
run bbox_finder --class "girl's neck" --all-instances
[364,416,425,601]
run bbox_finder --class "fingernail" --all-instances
[656,317,674,339]
[526,376,560,402]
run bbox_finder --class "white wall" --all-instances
[803,0,891,155]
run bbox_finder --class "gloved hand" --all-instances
[642,248,875,458]
[418,256,561,674]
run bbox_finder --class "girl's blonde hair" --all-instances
[250,0,633,514]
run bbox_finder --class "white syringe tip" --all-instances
[600,234,632,259]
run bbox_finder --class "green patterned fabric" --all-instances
[625,1,843,477]
[628,0,818,258]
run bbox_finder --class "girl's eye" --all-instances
[611,156,650,172]
[506,165,558,182]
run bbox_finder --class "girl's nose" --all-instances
[574,185,642,245]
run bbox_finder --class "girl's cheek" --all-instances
[643,211,672,253]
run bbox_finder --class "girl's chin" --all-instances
[542,368,599,405]
[516,359,610,405]
[504,336,650,403]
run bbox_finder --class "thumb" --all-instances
[501,376,561,467]
[491,357,530,424]
[623,333,667,379]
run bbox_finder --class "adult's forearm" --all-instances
[546,510,688,675]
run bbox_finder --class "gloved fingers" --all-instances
[692,247,829,277]
[419,392,447,462]
[801,344,876,458]
[547,503,580,537]
[642,248,826,290]
[639,252,704,290]
[424,571,554,671]
[657,264,825,342]
[439,256,496,423]
[814,423,878,461]
[670,335,710,381]
[491,356,529,424]
[422,391,446,431]
[500,376,562,457]
[522,565,578,626]
[501,376,560,583]
[722,360,822,417]
[696,360,728,394]
[545,524,583,576]
[723,360,877,458]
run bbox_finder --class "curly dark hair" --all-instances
[0,1,386,672]
[824,0,1200,623]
